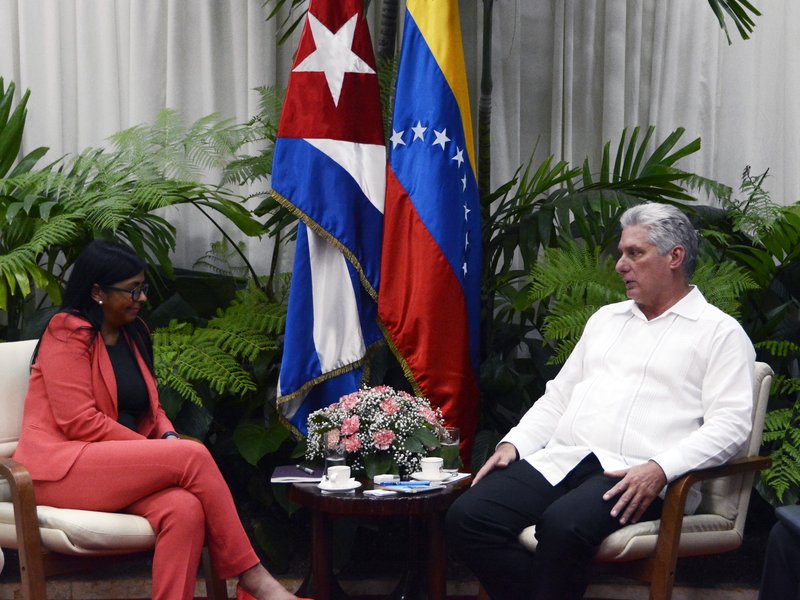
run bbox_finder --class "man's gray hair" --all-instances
[619,203,698,279]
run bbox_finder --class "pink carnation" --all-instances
[339,393,361,411]
[343,435,362,453]
[418,405,440,426]
[325,429,341,450]
[341,415,361,436]
[372,429,396,450]
[380,398,400,416]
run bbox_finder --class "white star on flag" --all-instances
[390,129,406,149]
[412,121,427,141]
[461,174,467,191]
[432,128,450,150]
[464,204,471,220]
[452,146,464,167]
[292,13,375,106]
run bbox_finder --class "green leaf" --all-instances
[233,420,289,466]
[364,453,398,478]
[403,436,425,455]
[411,426,440,450]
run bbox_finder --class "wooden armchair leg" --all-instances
[476,582,489,600]
[202,547,229,600]
[1,459,48,600]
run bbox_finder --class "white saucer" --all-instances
[411,471,454,482]
[318,479,362,492]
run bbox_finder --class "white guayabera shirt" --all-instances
[502,287,756,514]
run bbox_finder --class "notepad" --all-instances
[270,464,324,483]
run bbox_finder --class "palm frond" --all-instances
[706,0,762,43]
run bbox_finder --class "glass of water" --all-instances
[438,426,461,473]
[323,430,346,478]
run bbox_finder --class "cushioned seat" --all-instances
[0,338,227,599]
[0,503,156,555]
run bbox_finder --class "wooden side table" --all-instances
[289,477,471,600]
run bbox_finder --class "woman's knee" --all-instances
[163,489,204,530]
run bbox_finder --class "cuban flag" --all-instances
[273,0,385,436]
[378,0,482,464]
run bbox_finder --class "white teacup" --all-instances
[326,465,352,487]
[420,456,444,477]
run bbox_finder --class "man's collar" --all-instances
[611,286,705,321]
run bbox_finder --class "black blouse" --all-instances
[106,341,149,431]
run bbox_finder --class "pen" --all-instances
[295,464,315,475]
[379,481,432,487]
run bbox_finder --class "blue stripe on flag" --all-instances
[272,138,384,293]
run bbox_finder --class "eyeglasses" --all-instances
[103,283,149,301]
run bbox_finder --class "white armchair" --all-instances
[0,339,228,599]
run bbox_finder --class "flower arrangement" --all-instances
[305,385,446,477]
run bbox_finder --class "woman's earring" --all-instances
[98,300,103,305]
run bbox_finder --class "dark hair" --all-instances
[37,240,155,374]
[61,239,147,329]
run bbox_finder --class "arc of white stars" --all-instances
[390,129,405,149]
[292,13,375,107]
[432,128,450,150]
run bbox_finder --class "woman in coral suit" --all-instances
[13,240,307,600]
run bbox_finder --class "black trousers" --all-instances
[759,521,800,600]
[446,454,663,600]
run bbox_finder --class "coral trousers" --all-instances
[33,439,260,600]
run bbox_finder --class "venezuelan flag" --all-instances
[379,0,481,464]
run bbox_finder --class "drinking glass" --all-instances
[323,431,346,478]
[438,426,460,473]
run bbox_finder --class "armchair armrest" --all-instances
[660,456,772,529]
[645,456,771,590]
[0,457,47,587]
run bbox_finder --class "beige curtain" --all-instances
[486,0,799,206]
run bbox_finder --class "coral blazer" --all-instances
[13,312,175,482]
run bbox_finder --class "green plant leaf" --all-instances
[233,420,290,466]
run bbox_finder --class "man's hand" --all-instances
[472,442,518,486]
[603,460,667,525]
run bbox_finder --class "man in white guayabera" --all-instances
[446,202,756,600]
